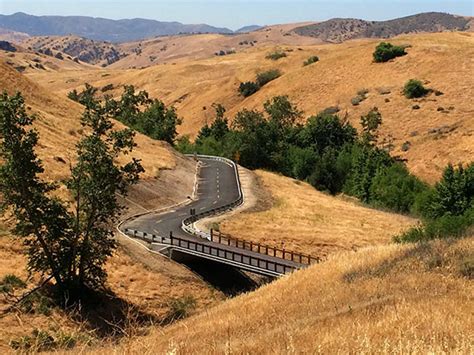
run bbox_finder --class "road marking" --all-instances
[156,219,162,224]
[200,207,206,210]
[213,200,217,204]
[179,213,188,217]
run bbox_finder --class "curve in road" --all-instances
[122,156,306,277]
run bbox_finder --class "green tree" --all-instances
[208,103,229,140]
[373,42,407,63]
[360,107,382,145]
[0,92,143,298]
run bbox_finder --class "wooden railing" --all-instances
[124,228,298,276]
[210,229,320,265]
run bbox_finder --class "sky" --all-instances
[0,0,472,30]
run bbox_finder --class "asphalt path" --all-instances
[123,157,303,272]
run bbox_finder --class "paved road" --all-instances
[124,157,240,238]
[122,157,303,275]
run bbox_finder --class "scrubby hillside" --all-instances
[21,35,124,66]
[90,237,473,353]
[294,12,471,43]
[26,32,474,182]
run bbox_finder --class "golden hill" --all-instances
[88,236,474,354]
[221,170,416,259]
[23,32,474,182]
[0,59,181,182]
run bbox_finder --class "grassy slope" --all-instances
[221,170,416,258]
[90,237,473,354]
[0,60,181,182]
[24,32,474,182]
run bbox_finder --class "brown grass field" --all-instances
[221,170,417,259]
[21,32,474,182]
[86,236,473,354]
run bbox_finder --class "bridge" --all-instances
[121,155,319,277]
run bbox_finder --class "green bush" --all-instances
[239,81,259,97]
[373,42,407,63]
[394,209,473,243]
[256,69,281,87]
[0,274,26,293]
[266,50,287,61]
[303,56,319,66]
[404,79,428,99]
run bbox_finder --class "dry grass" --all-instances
[22,32,474,182]
[221,170,416,258]
[0,233,223,352]
[87,237,474,354]
[0,60,183,184]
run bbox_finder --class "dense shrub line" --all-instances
[176,96,437,215]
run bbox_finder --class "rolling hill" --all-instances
[0,12,232,42]
[22,31,473,182]
[294,12,472,43]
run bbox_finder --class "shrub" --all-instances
[266,50,287,60]
[166,295,196,321]
[239,81,259,97]
[256,69,281,87]
[303,55,319,66]
[404,79,429,98]
[373,42,407,62]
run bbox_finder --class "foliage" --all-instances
[403,79,429,99]
[239,81,260,97]
[373,42,407,62]
[0,91,143,298]
[266,50,287,61]
[303,56,319,66]
[69,84,181,144]
[256,69,282,87]
[395,163,474,243]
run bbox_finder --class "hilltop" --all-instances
[294,12,472,43]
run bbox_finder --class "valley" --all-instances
[0,8,472,354]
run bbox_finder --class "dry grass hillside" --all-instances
[24,32,474,182]
[88,237,474,354]
[221,170,416,259]
[0,60,183,183]
[113,23,321,68]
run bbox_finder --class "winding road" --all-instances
[121,156,306,277]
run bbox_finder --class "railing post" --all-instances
[250,241,253,252]
[210,228,213,242]
[291,251,294,262]
[282,249,286,260]
[258,244,261,253]
[265,246,268,255]
[274,247,277,257]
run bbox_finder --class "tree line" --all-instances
[176,96,473,241]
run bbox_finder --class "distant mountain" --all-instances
[236,25,263,33]
[294,12,471,43]
[0,12,233,43]
[0,27,30,42]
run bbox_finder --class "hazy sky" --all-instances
[0,0,472,30]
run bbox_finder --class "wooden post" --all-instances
[282,250,286,260]
[273,247,277,257]
[265,246,268,255]
[258,244,261,253]
[250,241,253,252]
[218,234,222,244]
[291,251,294,262]
[210,229,213,241]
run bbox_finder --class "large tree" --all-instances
[0,92,143,299]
